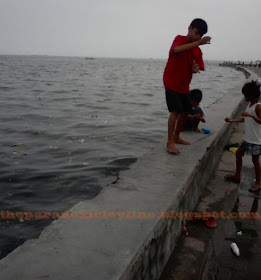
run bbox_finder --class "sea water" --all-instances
[0,55,246,257]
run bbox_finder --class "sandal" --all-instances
[248,186,261,193]
[206,217,217,228]
[224,174,240,183]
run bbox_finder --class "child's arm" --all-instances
[195,112,206,123]
[225,117,244,123]
[188,113,205,122]
[187,114,195,121]
[242,104,261,124]
[174,36,211,54]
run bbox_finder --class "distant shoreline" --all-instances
[0,53,231,62]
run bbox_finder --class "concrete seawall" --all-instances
[0,68,258,280]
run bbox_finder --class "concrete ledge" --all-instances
[0,68,256,280]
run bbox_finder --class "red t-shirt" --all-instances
[163,35,204,94]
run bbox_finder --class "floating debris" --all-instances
[10,143,25,147]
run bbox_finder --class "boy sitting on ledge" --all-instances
[184,89,205,133]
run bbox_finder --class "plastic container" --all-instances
[201,128,211,134]
[231,242,240,256]
[229,147,238,154]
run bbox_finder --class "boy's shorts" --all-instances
[239,140,261,155]
[165,89,191,113]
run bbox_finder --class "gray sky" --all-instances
[1,0,260,61]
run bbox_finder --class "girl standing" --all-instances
[225,81,261,192]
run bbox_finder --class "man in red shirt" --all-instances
[163,18,211,154]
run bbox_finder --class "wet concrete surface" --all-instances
[160,124,261,280]
[207,172,261,280]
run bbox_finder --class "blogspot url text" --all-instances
[0,210,260,221]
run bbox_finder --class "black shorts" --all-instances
[165,89,191,113]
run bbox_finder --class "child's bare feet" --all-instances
[174,137,191,145]
[167,142,180,154]
[224,174,240,183]
[193,128,201,133]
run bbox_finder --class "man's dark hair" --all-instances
[190,18,208,36]
[190,89,202,102]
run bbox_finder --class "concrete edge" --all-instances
[0,67,255,280]
[121,102,246,280]
[120,69,252,280]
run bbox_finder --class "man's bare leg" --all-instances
[174,113,191,145]
[167,112,180,154]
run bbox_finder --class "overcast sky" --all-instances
[1,0,260,61]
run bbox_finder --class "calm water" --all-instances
[0,55,245,258]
